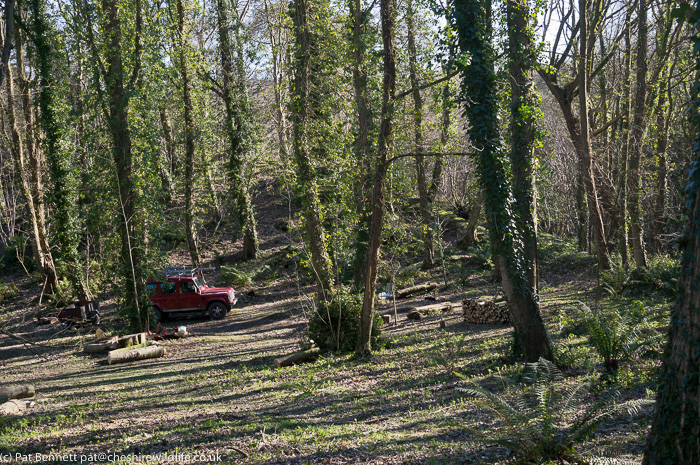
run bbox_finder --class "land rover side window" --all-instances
[146,284,158,296]
[162,282,176,294]
[181,281,196,293]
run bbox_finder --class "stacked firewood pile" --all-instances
[462,299,511,324]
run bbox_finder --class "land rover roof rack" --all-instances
[162,266,215,277]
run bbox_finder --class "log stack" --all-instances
[1,384,35,415]
[462,299,511,324]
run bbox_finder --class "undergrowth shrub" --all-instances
[634,256,679,296]
[219,265,254,287]
[0,283,19,304]
[460,358,646,464]
[308,290,384,352]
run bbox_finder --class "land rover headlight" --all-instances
[228,291,235,302]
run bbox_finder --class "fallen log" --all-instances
[396,282,438,299]
[0,385,35,403]
[36,317,59,325]
[83,336,119,353]
[107,345,165,365]
[0,400,26,415]
[462,299,511,325]
[274,347,320,368]
[118,332,147,348]
[408,302,455,315]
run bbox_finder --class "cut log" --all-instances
[408,302,455,315]
[107,345,165,365]
[407,311,422,320]
[439,320,446,329]
[396,282,438,299]
[274,347,320,368]
[36,317,59,325]
[0,400,27,415]
[83,336,119,353]
[118,332,147,348]
[381,314,392,325]
[462,299,511,325]
[0,385,35,401]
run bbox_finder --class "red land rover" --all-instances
[146,268,237,322]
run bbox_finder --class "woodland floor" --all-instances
[0,185,665,464]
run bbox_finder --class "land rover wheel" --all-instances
[152,306,164,323]
[208,302,227,320]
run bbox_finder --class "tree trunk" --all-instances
[216,0,259,261]
[628,0,648,268]
[31,0,90,299]
[407,0,433,269]
[356,0,396,356]
[578,0,611,271]
[291,0,333,298]
[652,70,671,254]
[618,14,633,267]
[175,0,200,267]
[452,0,552,362]
[158,108,174,202]
[101,0,144,327]
[643,57,700,465]
[350,0,374,289]
[507,0,538,292]
[429,81,451,202]
[4,36,58,293]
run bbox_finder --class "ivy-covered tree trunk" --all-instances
[0,0,13,89]
[407,0,433,270]
[652,68,671,254]
[356,0,396,356]
[175,0,200,267]
[4,52,59,294]
[627,0,648,268]
[31,0,90,300]
[158,107,175,202]
[100,0,145,327]
[291,0,333,298]
[451,0,552,362]
[507,0,538,292]
[350,0,374,289]
[618,12,633,266]
[642,4,700,461]
[217,0,259,261]
[16,31,54,290]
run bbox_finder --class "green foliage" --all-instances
[575,302,637,373]
[280,369,333,401]
[46,278,75,308]
[0,283,19,304]
[308,289,384,352]
[219,265,254,287]
[460,358,645,464]
[537,233,597,273]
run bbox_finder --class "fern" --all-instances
[576,303,636,373]
[459,358,647,464]
[219,265,254,287]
